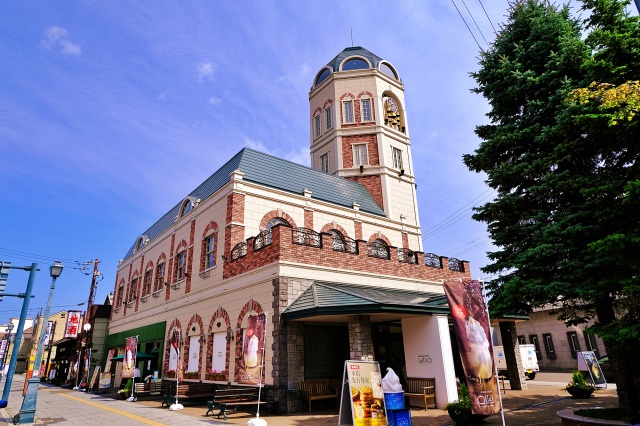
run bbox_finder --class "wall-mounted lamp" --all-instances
[198,333,205,344]
[399,169,405,176]
[221,255,228,261]
[359,165,364,173]
[225,329,234,342]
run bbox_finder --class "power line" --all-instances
[461,0,490,47]
[451,0,484,52]
[478,0,498,34]
[422,189,495,239]
[0,248,96,274]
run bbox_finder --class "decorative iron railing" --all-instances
[292,228,321,247]
[367,241,389,260]
[231,242,247,260]
[448,257,464,272]
[397,248,417,264]
[332,234,358,254]
[253,230,272,250]
[424,253,442,269]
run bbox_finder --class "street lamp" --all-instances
[79,322,91,389]
[17,261,63,424]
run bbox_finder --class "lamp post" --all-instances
[17,261,63,424]
[79,322,91,389]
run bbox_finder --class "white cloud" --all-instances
[157,91,168,101]
[243,136,272,154]
[197,62,216,82]
[284,147,310,166]
[208,96,222,105]
[40,26,81,55]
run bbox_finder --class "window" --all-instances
[266,217,288,230]
[392,147,403,170]
[205,235,216,269]
[116,285,124,307]
[380,63,398,80]
[143,269,152,296]
[529,334,542,359]
[342,58,368,71]
[517,335,526,344]
[361,99,371,121]
[353,144,368,166]
[326,106,333,130]
[583,331,600,357]
[566,331,581,359]
[129,277,138,302]
[321,154,329,173]
[315,68,331,86]
[343,101,354,123]
[155,262,165,292]
[175,251,186,281]
[181,200,193,217]
[314,115,321,138]
[542,333,556,359]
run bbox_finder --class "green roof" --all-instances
[124,148,386,259]
[282,281,449,321]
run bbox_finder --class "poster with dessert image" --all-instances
[236,313,266,385]
[444,279,502,416]
[345,361,388,425]
[579,351,607,387]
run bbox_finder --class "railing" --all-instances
[253,230,272,250]
[332,234,358,254]
[367,241,389,260]
[424,253,442,269]
[292,228,321,247]
[397,248,417,264]
[231,242,247,260]
[448,257,464,272]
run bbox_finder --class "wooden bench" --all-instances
[405,377,436,409]
[133,380,162,398]
[300,379,338,413]
[161,382,214,407]
[205,386,274,420]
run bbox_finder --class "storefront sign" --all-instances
[338,360,387,426]
[64,311,81,338]
[444,279,502,416]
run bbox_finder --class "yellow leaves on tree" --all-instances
[568,80,640,126]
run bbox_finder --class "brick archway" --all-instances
[183,314,205,374]
[367,232,391,246]
[207,307,232,380]
[320,222,351,239]
[259,210,297,230]
[164,318,183,375]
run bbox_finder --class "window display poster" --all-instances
[121,336,137,378]
[236,313,265,385]
[444,279,502,416]
[339,360,387,426]
[579,351,607,387]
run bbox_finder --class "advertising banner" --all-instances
[579,351,607,388]
[339,360,387,426]
[43,321,53,346]
[121,336,137,378]
[168,329,180,373]
[99,372,112,389]
[443,279,502,416]
[236,313,265,385]
[64,311,82,338]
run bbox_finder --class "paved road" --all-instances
[0,371,619,425]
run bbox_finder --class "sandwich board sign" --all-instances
[338,360,388,426]
[578,351,607,388]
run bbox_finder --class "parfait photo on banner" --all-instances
[121,336,138,378]
[236,313,265,385]
[444,279,502,416]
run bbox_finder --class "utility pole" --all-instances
[78,259,99,385]
[86,259,100,317]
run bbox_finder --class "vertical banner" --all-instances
[236,313,265,384]
[43,321,53,346]
[64,311,81,338]
[105,349,115,373]
[121,336,137,378]
[339,360,387,425]
[443,280,502,416]
[168,329,180,373]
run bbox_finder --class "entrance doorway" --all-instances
[304,324,349,379]
[372,321,406,385]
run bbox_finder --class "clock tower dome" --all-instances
[309,46,422,249]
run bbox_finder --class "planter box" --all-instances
[557,408,627,426]
[566,387,594,399]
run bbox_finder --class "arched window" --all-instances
[315,68,332,86]
[266,217,288,230]
[341,58,369,71]
[379,62,398,80]
[181,200,194,217]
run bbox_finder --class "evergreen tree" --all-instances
[464,0,640,412]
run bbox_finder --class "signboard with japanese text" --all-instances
[43,321,53,346]
[338,360,388,426]
[64,311,82,338]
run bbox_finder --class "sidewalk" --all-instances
[0,372,620,425]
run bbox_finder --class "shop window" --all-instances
[566,331,581,359]
[542,333,556,359]
[529,334,542,359]
[583,331,600,357]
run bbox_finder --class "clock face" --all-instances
[386,98,398,112]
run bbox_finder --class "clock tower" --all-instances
[309,46,422,249]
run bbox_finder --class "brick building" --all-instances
[107,46,470,408]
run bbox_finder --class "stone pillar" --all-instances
[348,315,374,360]
[499,321,526,390]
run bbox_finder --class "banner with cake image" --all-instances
[236,313,266,385]
[444,279,502,416]
[121,335,137,379]
[345,360,387,425]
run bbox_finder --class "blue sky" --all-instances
[0,1,581,323]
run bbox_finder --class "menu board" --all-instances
[338,360,388,426]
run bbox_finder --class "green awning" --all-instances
[282,281,449,321]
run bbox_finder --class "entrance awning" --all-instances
[282,281,449,322]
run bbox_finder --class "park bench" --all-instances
[299,379,338,413]
[205,386,275,420]
[161,382,214,407]
[133,380,162,398]
[405,377,436,409]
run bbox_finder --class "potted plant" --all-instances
[117,378,132,400]
[206,370,226,381]
[183,370,199,379]
[565,370,595,399]
[447,384,488,425]
[164,369,176,378]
